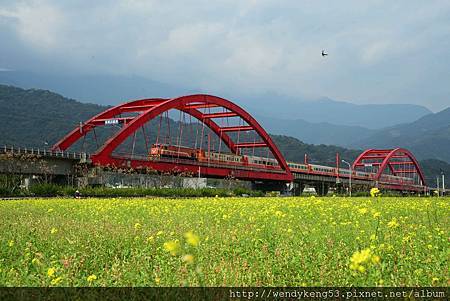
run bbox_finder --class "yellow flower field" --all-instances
[0,197,448,286]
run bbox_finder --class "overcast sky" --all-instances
[1,0,449,111]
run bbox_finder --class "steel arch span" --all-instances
[352,148,426,190]
[52,94,293,182]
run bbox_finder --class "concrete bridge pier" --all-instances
[313,182,330,196]
[291,182,305,196]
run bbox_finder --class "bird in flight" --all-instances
[321,50,328,57]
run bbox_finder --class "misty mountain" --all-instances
[256,115,376,146]
[245,93,431,129]
[0,71,431,130]
[353,107,450,162]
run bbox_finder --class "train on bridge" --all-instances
[149,143,415,184]
[147,143,424,194]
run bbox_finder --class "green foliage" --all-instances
[1,184,263,198]
[29,184,64,197]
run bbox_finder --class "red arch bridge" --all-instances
[50,94,427,195]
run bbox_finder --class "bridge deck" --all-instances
[0,145,429,192]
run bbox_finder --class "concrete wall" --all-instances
[0,156,76,176]
[85,170,209,189]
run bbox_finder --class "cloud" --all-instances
[1,0,450,110]
[0,1,66,50]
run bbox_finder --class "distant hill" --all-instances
[0,85,105,147]
[0,71,190,106]
[0,71,431,130]
[353,108,450,162]
[0,84,447,188]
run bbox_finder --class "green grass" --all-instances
[0,197,448,286]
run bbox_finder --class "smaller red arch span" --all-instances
[352,148,426,186]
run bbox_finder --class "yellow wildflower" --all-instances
[8,240,14,247]
[372,255,380,264]
[358,208,368,215]
[50,228,58,234]
[163,240,181,255]
[349,248,380,273]
[274,210,285,217]
[370,188,381,197]
[31,258,41,265]
[51,277,62,285]
[134,223,142,230]
[47,267,56,278]
[182,254,195,264]
[184,231,200,247]
[87,274,97,282]
[387,218,399,228]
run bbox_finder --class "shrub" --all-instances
[29,183,63,197]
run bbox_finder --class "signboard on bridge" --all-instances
[364,163,373,167]
[104,119,119,125]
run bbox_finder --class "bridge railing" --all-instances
[1,145,90,161]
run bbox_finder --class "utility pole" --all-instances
[342,160,352,197]
[437,176,440,197]
[442,171,445,196]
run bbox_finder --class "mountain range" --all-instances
[0,71,432,130]
[243,93,431,129]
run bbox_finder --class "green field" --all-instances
[0,197,448,286]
